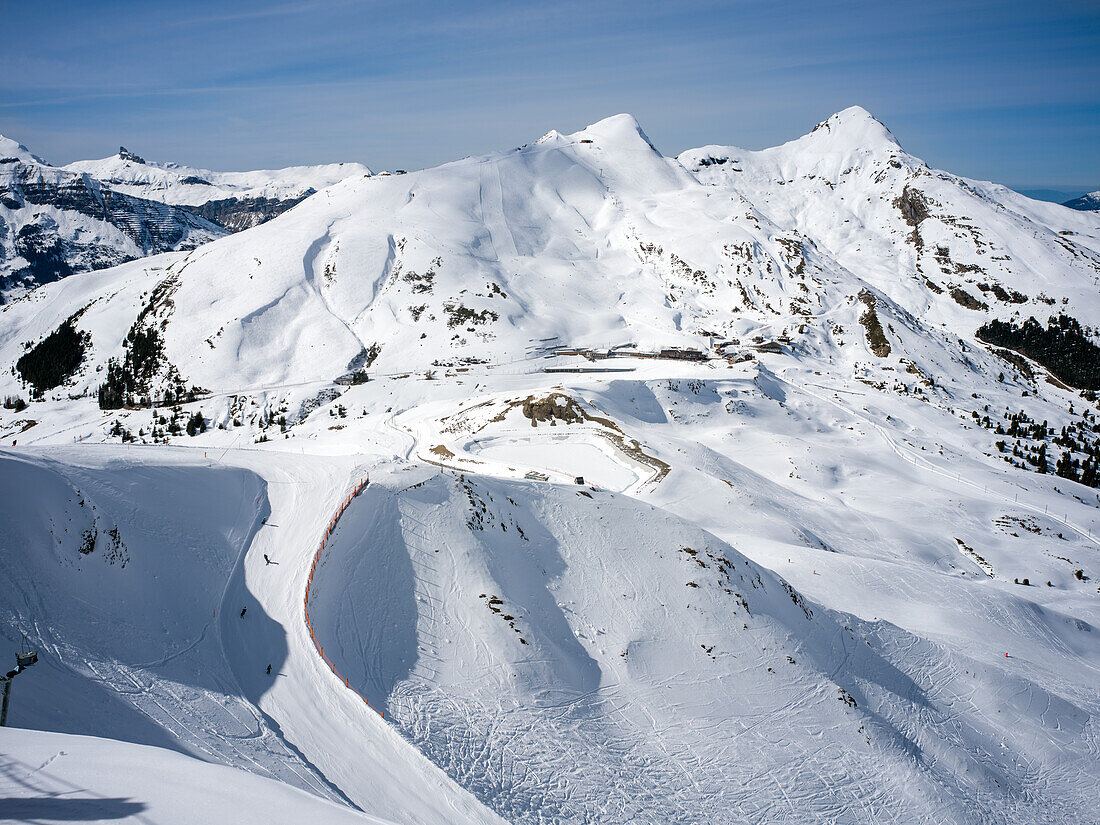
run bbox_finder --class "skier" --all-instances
[264,554,278,565]
[240,606,247,618]
[266,664,272,675]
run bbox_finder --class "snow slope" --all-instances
[0,447,506,825]
[1,110,1099,824]
[311,463,1099,823]
[0,726,389,825]
[679,106,1100,332]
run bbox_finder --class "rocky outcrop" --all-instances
[893,186,930,226]
[117,147,146,165]
[857,290,891,357]
[949,286,987,311]
[522,393,585,426]
[188,191,314,232]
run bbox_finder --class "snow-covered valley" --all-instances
[1,109,1098,824]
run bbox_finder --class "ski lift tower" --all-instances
[0,638,39,726]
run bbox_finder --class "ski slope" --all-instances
[0,726,389,825]
[0,447,505,825]
[310,463,1099,824]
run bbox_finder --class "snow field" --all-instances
[309,461,1099,824]
[303,477,382,716]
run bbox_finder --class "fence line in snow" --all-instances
[302,477,383,717]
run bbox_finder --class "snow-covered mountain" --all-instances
[678,106,1100,325]
[1,111,1099,824]
[1064,190,1100,211]
[66,146,371,230]
[0,135,225,299]
[3,111,1097,405]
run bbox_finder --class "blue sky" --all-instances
[2,0,1098,194]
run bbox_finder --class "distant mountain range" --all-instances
[4,106,1099,404]
[1063,190,1100,211]
[65,147,370,230]
[4,125,1097,308]
[0,136,369,299]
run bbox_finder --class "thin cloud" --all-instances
[1,0,1096,187]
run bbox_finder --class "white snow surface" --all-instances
[0,135,47,165]
[1,110,1099,824]
[0,726,390,824]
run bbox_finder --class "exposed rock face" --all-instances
[10,222,77,286]
[857,290,891,357]
[1,157,224,298]
[949,286,987,311]
[9,165,216,248]
[63,148,370,233]
[893,186,930,226]
[117,147,146,165]
[188,191,315,232]
[522,393,585,426]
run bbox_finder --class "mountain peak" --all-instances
[570,113,661,154]
[118,146,147,164]
[806,106,901,151]
[0,134,47,166]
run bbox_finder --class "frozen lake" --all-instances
[466,433,641,491]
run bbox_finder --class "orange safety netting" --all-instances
[302,479,383,717]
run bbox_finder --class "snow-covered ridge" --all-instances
[679,108,1100,331]
[0,134,47,165]
[1064,190,1100,211]
[65,147,371,207]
